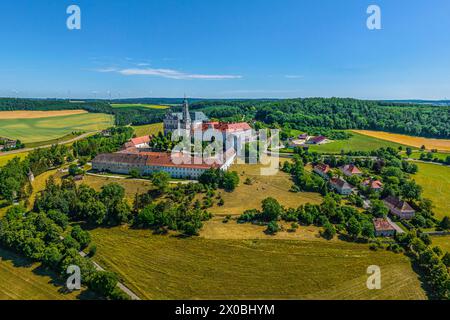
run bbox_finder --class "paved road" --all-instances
[79,251,141,300]
[0,132,98,156]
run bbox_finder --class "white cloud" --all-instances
[97,66,241,80]
[285,75,304,79]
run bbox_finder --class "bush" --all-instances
[71,225,92,249]
[321,222,336,240]
[88,244,97,257]
[266,221,281,235]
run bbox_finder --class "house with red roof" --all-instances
[313,164,331,180]
[361,179,383,191]
[373,218,396,237]
[340,164,363,177]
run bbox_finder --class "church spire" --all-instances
[182,95,191,125]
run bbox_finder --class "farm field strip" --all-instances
[353,130,450,152]
[0,113,114,143]
[0,110,87,119]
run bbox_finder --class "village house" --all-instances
[0,137,18,151]
[383,196,416,220]
[313,164,331,180]
[340,164,363,177]
[361,179,383,192]
[373,218,397,237]
[329,177,353,195]
[306,135,327,145]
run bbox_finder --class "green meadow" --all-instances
[283,132,411,154]
[131,123,164,137]
[0,113,114,143]
[90,226,426,300]
[413,162,450,220]
[308,132,411,154]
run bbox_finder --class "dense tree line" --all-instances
[34,178,133,226]
[396,231,450,299]
[190,98,450,139]
[0,98,112,114]
[0,206,128,299]
[0,145,70,203]
[72,126,134,159]
[198,169,240,192]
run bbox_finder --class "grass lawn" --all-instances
[209,159,322,216]
[111,104,169,110]
[0,247,91,300]
[353,130,450,152]
[132,123,164,137]
[79,175,154,202]
[0,151,29,167]
[0,113,114,143]
[305,132,411,154]
[90,226,426,300]
[406,151,449,161]
[24,132,82,148]
[431,236,450,253]
[412,163,450,220]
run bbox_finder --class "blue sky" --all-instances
[0,0,450,99]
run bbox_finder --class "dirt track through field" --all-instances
[0,110,87,119]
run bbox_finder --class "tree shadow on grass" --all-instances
[406,253,436,300]
[0,247,98,300]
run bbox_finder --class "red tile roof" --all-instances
[362,179,383,189]
[373,218,396,232]
[201,122,251,133]
[314,164,330,173]
[130,136,151,146]
[342,164,362,175]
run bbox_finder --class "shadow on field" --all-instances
[0,247,96,300]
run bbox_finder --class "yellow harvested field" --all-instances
[209,158,323,216]
[0,110,87,119]
[201,218,328,241]
[353,130,450,152]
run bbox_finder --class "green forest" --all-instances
[1,97,449,138]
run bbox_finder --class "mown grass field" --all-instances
[111,104,169,110]
[431,236,450,253]
[209,159,322,216]
[90,226,426,300]
[0,112,114,143]
[132,123,164,137]
[306,132,410,154]
[413,163,450,220]
[406,151,449,161]
[0,247,89,300]
[353,130,450,152]
[79,175,154,202]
